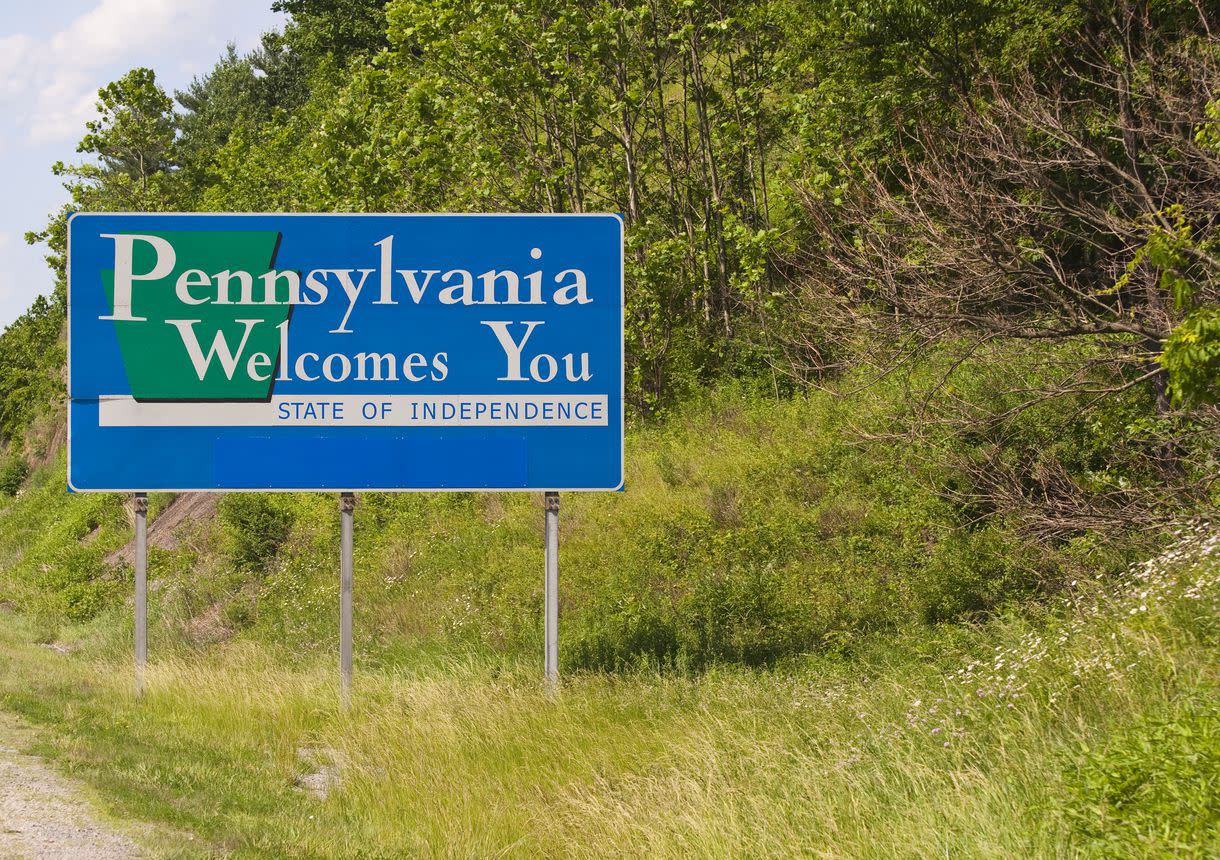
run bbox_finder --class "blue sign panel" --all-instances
[67,213,624,491]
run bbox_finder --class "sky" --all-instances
[0,0,286,329]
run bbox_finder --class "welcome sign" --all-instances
[67,213,625,491]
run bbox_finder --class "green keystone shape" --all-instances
[102,231,288,401]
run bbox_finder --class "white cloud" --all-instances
[0,2,285,328]
[0,34,37,103]
[49,0,213,65]
[28,73,99,145]
[0,232,23,323]
[20,0,219,143]
[2,0,264,145]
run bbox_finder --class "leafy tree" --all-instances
[24,68,181,309]
[173,38,312,204]
[273,0,390,65]
[1161,100,1220,407]
[788,3,1220,531]
[0,295,64,445]
[174,45,271,194]
[77,67,175,192]
[1163,310,1220,408]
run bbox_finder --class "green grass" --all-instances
[0,527,1216,858]
[0,378,1150,673]
[0,370,1209,856]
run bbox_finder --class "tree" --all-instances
[173,37,312,204]
[273,0,390,65]
[26,68,181,298]
[0,295,64,445]
[787,4,1220,532]
[77,67,175,192]
[1161,99,1220,408]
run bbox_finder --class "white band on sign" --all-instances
[98,394,610,427]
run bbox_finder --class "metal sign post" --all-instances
[340,492,355,710]
[544,491,559,685]
[134,492,148,697]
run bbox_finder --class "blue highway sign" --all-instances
[67,213,624,491]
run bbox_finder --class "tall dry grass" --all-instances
[1,526,1215,857]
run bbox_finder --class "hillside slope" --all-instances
[0,379,1147,670]
[0,371,1214,855]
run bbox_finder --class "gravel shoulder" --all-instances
[0,713,143,860]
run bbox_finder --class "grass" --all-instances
[0,372,1210,856]
[0,378,1151,673]
[0,526,1216,858]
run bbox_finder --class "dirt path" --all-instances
[0,714,142,860]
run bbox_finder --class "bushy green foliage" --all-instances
[1164,309,1220,408]
[1159,100,1220,407]
[218,354,1170,669]
[219,493,294,572]
[0,456,28,497]
[0,354,1160,667]
[1061,698,1220,858]
[0,295,64,445]
[0,453,130,625]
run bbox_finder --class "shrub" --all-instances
[0,455,28,496]
[219,494,294,572]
